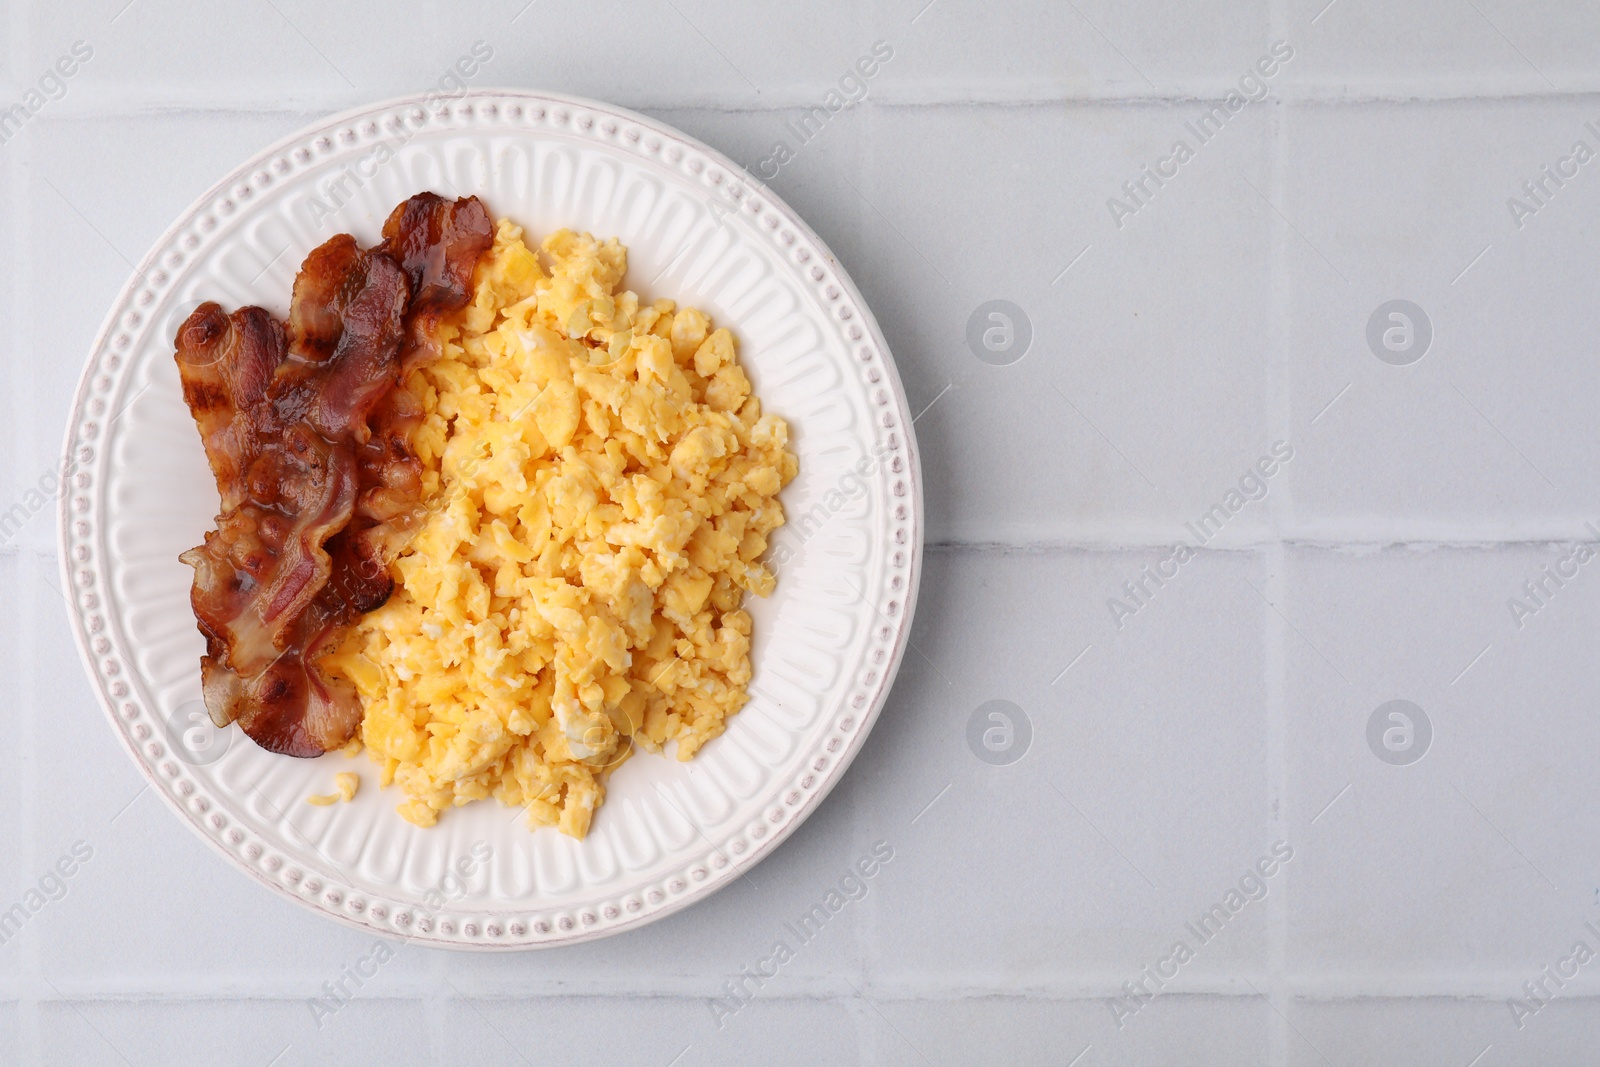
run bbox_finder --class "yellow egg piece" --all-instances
[329,219,796,839]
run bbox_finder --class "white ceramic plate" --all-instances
[58,90,922,949]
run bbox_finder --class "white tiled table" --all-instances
[6,1,1600,1064]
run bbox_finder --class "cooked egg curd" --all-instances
[329,219,796,838]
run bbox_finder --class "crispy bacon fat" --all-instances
[175,193,493,757]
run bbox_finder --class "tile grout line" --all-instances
[30,977,1600,1000]
[12,10,41,1062]
[12,19,42,1056]
[1265,0,1291,1064]
[916,531,1600,551]
[30,85,1600,119]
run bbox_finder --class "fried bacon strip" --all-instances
[175,193,493,757]
[381,192,493,372]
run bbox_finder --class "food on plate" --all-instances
[174,193,494,757]
[326,218,798,838]
[307,772,360,806]
[176,191,796,840]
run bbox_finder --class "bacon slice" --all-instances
[284,232,365,364]
[380,192,494,371]
[174,193,493,757]
[175,304,286,512]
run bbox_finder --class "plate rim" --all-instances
[57,87,924,950]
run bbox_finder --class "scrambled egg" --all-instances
[329,219,797,839]
[308,772,360,806]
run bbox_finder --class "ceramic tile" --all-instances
[1282,99,1600,537]
[1288,0,1600,99]
[441,994,860,1066]
[38,997,431,1067]
[883,0,1275,102]
[857,102,1279,544]
[866,994,1271,1067]
[862,547,1276,981]
[1288,996,1600,1067]
[1284,544,1600,972]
